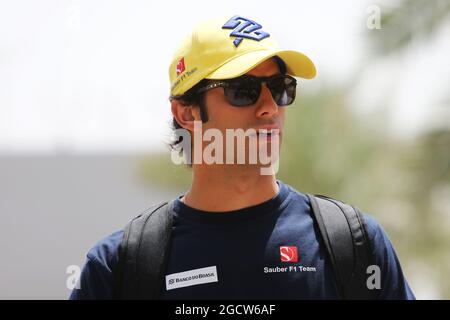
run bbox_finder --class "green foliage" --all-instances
[278,91,384,203]
[368,0,450,55]
[136,152,192,193]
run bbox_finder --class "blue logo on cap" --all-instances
[222,15,270,47]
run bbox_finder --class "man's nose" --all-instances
[255,84,278,118]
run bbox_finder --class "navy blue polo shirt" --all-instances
[69,180,415,300]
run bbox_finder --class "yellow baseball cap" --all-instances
[169,15,316,97]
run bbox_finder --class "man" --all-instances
[70,15,415,300]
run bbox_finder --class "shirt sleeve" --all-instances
[69,230,123,300]
[363,214,416,300]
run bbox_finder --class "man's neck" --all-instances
[181,165,279,212]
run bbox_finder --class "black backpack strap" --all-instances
[307,194,375,299]
[113,200,175,300]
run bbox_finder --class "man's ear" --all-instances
[171,100,201,132]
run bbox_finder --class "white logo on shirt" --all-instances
[166,266,218,290]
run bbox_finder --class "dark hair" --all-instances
[168,79,209,156]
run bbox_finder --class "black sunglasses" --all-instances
[197,74,297,107]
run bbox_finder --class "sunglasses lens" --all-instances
[219,75,296,107]
[224,79,260,106]
[268,76,297,106]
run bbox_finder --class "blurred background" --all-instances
[0,0,449,299]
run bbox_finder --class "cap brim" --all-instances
[206,49,316,80]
